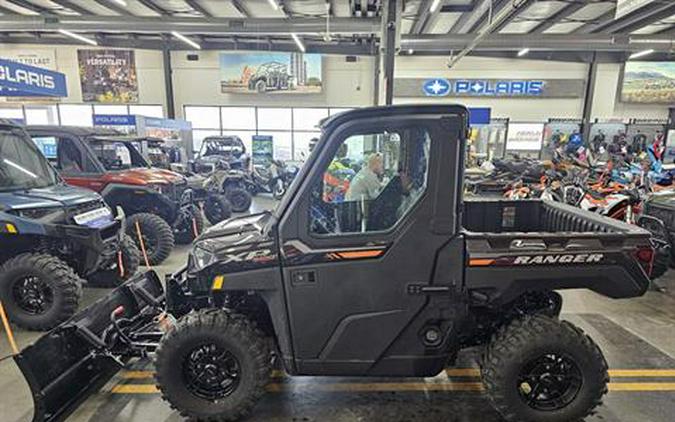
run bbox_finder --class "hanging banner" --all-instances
[0,58,67,97]
[395,78,586,98]
[220,52,322,94]
[78,49,138,103]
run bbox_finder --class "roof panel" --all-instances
[243,0,287,18]
[198,0,245,17]
[0,0,40,14]
[543,22,585,34]
[429,12,462,34]
[68,0,119,15]
[566,2,615,21]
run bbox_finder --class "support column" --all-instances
[373,52,381,106]
[381,0,401,105]
[162,47,176,119]
[581,54,598,143]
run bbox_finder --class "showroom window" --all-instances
[309,127,431,235]
[184,105,354,161]
[0,104,164,126]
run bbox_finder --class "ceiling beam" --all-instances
[529,1,586,34]
[0,15,381,35]
[402,33,675,52]
[185,0,212,17]
[450,0,513,34]
[410,0,434,35]
[0,5,19,14]
[488,0,535,33]
[93,0,131,15]
[597,3,675,34]
[231,0,250,17]
[0,35,376,54]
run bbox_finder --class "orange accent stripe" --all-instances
[469,258,494,267]
[337,250,384,259]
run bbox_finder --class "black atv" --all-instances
[0,119,140,331]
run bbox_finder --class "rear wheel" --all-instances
[255,80,266,93]
[88,235,141,287]
[155,309,270,421]
[0,253,82,331]
[204,194,233,225]
[126,213,174,265]
[226,188,253,213]
[481,315,608,422]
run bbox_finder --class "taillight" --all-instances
[634,246,654,276]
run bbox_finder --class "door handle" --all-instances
[291,270,316,286]
[407,284,451,295]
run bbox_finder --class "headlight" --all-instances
[192,244,217,270]
[10,206,65,221]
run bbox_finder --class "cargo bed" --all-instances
[461,199,652,305]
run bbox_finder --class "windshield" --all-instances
[0,130,59,192]
[201,138,245,157]
[89,139,149,170]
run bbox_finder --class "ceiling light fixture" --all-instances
[291,33,306,52]
[112,0,127,6]
[58,29,97,46]
[408,49,414,54]
[267,0,279,10]
[629,49,654,60]
[517,48,530,57]
[430,0,441,13]
[171,31,201,50]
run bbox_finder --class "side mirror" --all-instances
[637,215,669,241]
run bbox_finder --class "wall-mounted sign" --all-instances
[220,52,322,94]
[506,123,545,151]
[0,58,67,97]
[78,49,138,103]
[0,49,56,70]
[395,78,585,98]
[252,135,274,166]
[620,61,675,104]
[93,114,137,126]
[616,0,654,19]
[468,107,491,125]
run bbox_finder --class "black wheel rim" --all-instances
[182,343,241,401]
[231,193,247,210]
[11,275,53,315]
[517,353,583,411]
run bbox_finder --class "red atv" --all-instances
[27,126,203,265]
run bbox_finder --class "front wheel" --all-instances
[204,194,233,225]
[155,309,271,421]
[88,235,141,288]
[126,213,174,265]
[482,315,608,422]
[0,253,83,331]
[174,204,205,245]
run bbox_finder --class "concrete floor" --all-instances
[2,195,675,422]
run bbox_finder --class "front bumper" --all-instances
[44,212,125,276]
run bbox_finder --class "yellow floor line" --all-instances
[111,382,675,395]
[121,368,675,380]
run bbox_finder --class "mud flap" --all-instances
[13,271,165,422]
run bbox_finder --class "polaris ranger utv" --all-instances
[16,106,655,422]
[26,126,203,265]
[0,119,139,331]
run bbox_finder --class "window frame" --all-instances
[301,118,433,242]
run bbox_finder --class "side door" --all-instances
[277,111,465,375]
[30,131,105,192]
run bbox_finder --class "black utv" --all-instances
[0,120,139,331]
[15,106,655,422]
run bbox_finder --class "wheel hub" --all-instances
[12,275,53,315]
[517,353,582,411]
[182,343,241,401]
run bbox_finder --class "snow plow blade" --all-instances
[14,271,165,422]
